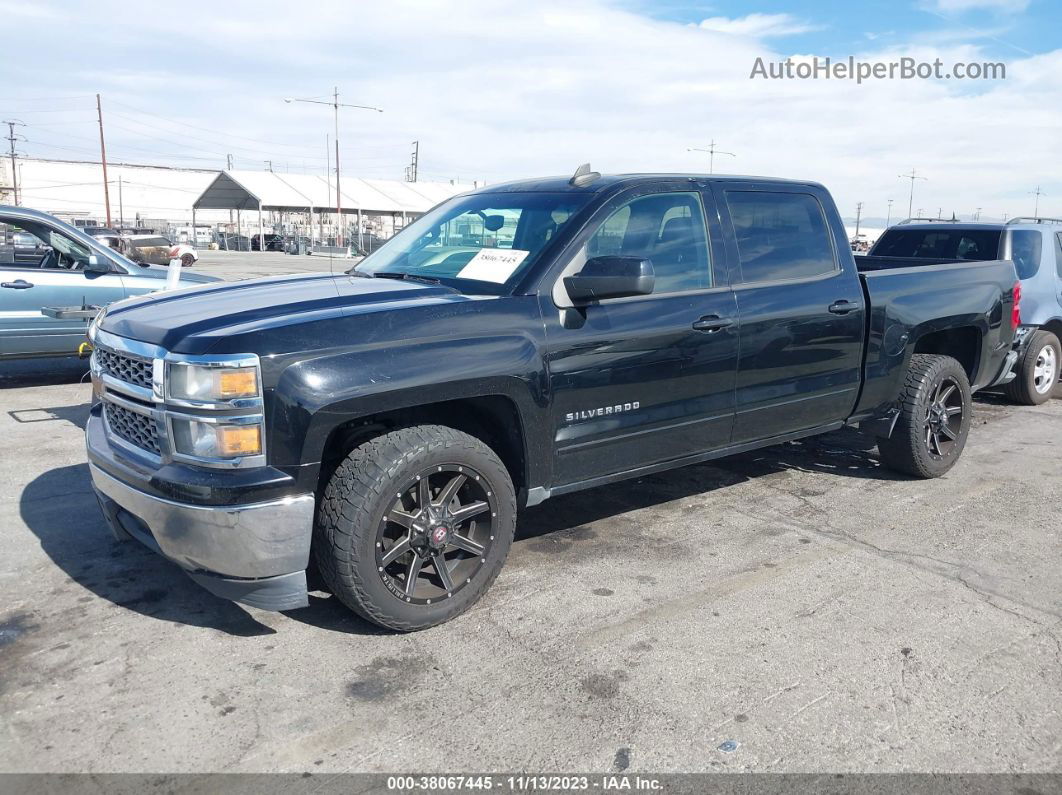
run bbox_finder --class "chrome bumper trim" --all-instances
[89,463,314,580]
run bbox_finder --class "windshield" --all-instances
[872,228,1002,260]
[353,191,592,293]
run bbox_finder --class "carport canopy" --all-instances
[192,170,471,215]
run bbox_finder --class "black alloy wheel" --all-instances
[376,464,497,605]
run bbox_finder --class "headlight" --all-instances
[167,361,260,402]
[171,417,263,459]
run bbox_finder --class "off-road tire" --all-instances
[877,354,972,479]
[1004,329,1060,405]
[314,425,516,631]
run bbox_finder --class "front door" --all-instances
[542,186,739,487]
[0,219,128,357]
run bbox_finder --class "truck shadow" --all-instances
[516,427,898,543]
[19,463,280,637]
[16,427,895,637]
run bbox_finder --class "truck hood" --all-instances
[99,271,463,353]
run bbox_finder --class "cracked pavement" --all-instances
[0,255,1059,773]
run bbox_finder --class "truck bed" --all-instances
[855,254,969,272]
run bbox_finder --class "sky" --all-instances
[1,0,1059,224]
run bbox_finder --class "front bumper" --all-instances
[88,412,315,611]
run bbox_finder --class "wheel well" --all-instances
[1040,319,1062,343]
[912,326,980,382]
[316,395,528,499]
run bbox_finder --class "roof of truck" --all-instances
[476,173,827,194]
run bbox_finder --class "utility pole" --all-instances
[265,160,273,171]
[1032,185,1044,217]
[1003,212,1009,222]
[226,153,233,170]
[917,208,924,218]
[898,168,927,219]
[4,120,24,205]
[325,134,331,244]
[854,202,863,240]
[974,207,982,221]
[96,94,112,227]
[406,140,419,182]
[886,198,894,227]
[687,140,735,174]
[118,175,124,228]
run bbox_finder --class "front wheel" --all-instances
[1004,330,1059,405]
[877,353,972,479]
[314,425,516,631]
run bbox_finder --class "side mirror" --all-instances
[85,254,111,274]
[564,255,654,304]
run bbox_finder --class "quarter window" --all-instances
[584,192,712,293]
[725,191,837,284]
[1009,230,1042,280]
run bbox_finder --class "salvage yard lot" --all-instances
[1,251,1060,773]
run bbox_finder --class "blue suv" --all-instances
[870,218,1062,404]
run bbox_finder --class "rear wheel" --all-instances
[314,425,516,631]
[1004,329,1059,405]
[180,253,195,267]
[877,354,971,478]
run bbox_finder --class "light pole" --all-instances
[687,140,735,174]
[898,168,927,219]
[886,198,894,227]
[285,89,382,248]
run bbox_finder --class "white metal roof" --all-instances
[193,170,472,214]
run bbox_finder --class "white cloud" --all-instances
[2,0,1059,221]
[698,12,821,38]
[925,0,1030,12]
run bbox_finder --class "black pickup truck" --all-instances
[85,170,1019,630]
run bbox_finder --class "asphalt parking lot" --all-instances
[1,252,1060,774]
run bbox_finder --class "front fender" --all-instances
[267,332,550,476]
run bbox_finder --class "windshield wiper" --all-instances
[371,271,442,285]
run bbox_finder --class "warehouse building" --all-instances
[0,157,473,244]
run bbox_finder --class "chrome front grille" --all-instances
[104,402,162,456]
[95,347,153,390]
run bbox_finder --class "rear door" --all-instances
[542,184,739,486]
[713,183,865,444]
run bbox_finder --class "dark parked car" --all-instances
[353,233,388,256]
[86,171,1018,630]
[251,233,284,251]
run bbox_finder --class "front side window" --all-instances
[355,191,591,294]
[583,191,712,293]
[0,219,94,269]
[726,191,836,284]
[1008,230,1042,280]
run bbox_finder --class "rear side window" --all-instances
[872,229,1001,260]
[1055,233,1062,279]
[725,191,836,283]
[1009,230,1042,280]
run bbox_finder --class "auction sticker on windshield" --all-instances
[457,248,529,283]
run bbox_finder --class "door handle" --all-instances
[1,280,33,289]
[692,315,734,332]
[828,300,858,314]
